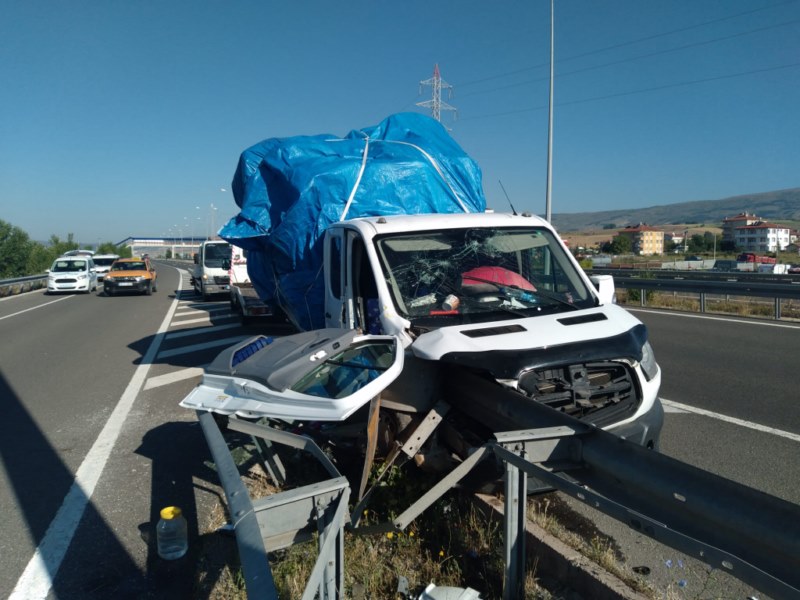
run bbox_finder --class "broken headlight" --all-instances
[640,341,658,381]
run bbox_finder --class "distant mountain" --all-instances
[551,188,800,232]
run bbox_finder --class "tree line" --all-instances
[0,219,131,279]
[599,231,731,256]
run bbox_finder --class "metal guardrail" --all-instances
[195,367,800,599]
[605,273,800,320]
[198,412,349,600]
[0,274,47,296]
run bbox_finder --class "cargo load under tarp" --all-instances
[219,112,487,330]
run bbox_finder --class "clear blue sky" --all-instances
[2,0,798,244]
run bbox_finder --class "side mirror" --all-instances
[590,274,616,305]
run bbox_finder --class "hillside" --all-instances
[551,187,800,232]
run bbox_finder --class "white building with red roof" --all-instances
[734,222,791,252]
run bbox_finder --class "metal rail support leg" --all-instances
[503,453,527,600]
[251,434,287,487]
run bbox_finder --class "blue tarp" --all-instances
[219,112,486,331]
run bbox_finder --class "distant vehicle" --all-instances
[62,249,95,257]
[685,255,703,261]
[103,257,157,296]
[789,265,800,274]
[191,240,231,300]
[737,252,776,264]
[92,254,120,280]
[46,256,97,294]
[711,259,739,272]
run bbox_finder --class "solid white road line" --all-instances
[0,296,71,320]
[143,367,205,391]
[661,398,800,443]
[165,323,240,339]
[168,314,236,327]
[175,305,231,315]
[10,276,183,599]
[628,307,800,330]
[156,335,249,360]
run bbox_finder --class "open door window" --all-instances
[179,328,404,421]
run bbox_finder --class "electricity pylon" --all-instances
[416,64,457,122]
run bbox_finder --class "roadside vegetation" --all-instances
[191,429,736,600]
[0,218,130,279]
[193,438,568,599]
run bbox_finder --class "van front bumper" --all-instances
[605,395,664,450]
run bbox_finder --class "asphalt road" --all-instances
[0,270,797,599]
[0,264,291,599]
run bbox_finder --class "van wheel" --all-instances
[152,281,157,292]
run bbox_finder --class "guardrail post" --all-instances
[700,292,706,313]
[775,298,781,320]
[503,449,527,600]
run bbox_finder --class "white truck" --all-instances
[191,240,231,300]
[182,210,663,450]
[226,244,278,323]
[181,113,662,482]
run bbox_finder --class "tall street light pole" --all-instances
[545,0,554,223]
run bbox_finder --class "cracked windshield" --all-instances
[375,226,595,323]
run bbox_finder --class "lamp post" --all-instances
[193,206,200,248]
[208,203,218,240]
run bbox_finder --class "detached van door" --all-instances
[179,329,404,422]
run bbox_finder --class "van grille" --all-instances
[517,361,638,426]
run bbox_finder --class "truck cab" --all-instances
[192,240,231,300]
[183,210,661,454]
[321,211,661,446]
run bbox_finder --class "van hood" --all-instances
[410,304,648,379]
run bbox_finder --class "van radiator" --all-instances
[517,362,638,424]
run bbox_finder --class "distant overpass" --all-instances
[116,236,219,259]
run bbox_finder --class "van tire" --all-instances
[145,282,152,296]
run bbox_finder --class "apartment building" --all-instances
[617,224,665,255]
[733,222,791,252]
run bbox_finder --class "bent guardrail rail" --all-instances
[194,366,800,599]
[197,411,349,600]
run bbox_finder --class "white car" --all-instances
[92,254,120,281]
[46,256,98,294]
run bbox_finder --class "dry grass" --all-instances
[192,442,561,599]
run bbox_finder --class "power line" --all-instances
[457,16,800,100]
[457,61,800,122]
[454,0,799,90]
